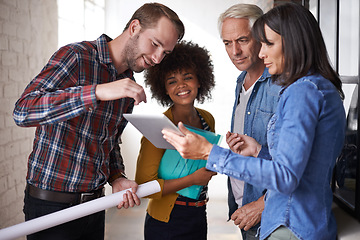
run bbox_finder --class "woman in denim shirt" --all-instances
[162,3,346,240]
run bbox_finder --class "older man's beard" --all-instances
[124,34,144,73]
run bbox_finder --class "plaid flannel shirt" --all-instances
[13,34,134,192]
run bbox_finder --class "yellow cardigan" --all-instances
[135,107,215,222]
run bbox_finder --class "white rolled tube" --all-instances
[0,180,160,240]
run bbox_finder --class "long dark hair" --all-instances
[252,3,344,99]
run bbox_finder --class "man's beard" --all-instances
[124,34,144,73]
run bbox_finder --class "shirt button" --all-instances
[213,164,217,168]
[247,111,251,115]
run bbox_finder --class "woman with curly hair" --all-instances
[135,40,216,240]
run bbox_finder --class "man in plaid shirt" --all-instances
[13,3,184,240]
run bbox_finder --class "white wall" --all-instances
[104,0,273,198]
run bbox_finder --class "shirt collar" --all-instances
[237,67,271,84]
[96,34,134,79]
[96,34,113,65]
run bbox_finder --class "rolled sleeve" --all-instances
[81,84,98,111]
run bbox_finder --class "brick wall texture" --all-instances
[0,0,58,235]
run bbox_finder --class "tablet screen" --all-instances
[123,113,184,149]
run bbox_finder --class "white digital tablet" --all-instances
[123,113,184,149]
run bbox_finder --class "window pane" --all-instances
[339,0,359,76]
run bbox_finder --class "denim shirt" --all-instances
[208,74,346,240]
[228,69,281,228]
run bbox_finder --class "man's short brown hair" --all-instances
[124,3,184,41]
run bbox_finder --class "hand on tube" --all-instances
[111,177,141,209]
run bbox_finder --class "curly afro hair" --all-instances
[144,40,215,107]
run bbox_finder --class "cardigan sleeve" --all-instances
[135,136,166,199]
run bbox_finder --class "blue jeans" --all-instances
[23,189,105,240]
